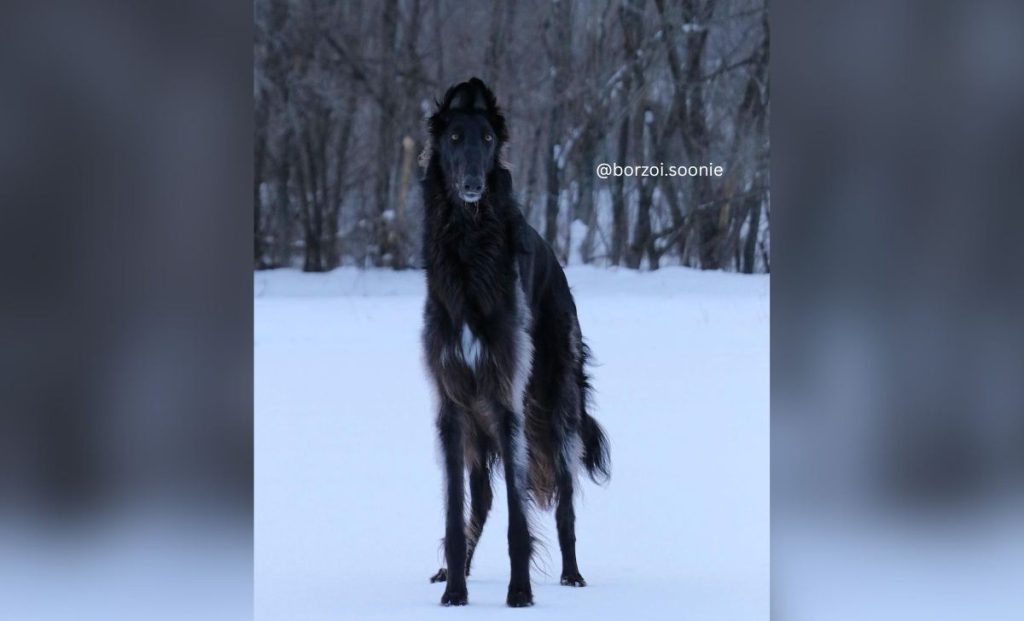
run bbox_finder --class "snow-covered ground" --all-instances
[255,266,769,620]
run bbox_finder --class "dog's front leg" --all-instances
[495,401,534,607]
[438,400,468,606]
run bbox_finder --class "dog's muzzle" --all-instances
[460,177,484,203]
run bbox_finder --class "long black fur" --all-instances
[421,78,610,608]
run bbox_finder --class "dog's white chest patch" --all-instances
[461,324,482,367]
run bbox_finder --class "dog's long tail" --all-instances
[581,412,610,484]
[578,342,611,484]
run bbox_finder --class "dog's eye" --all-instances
[483,133,493,142]
[450,133,460,142]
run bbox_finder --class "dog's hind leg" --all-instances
[436,400,469,606]
[465,455,494,576]
[430,437,493,583]
[554,360,588,587]
[555,454,586,587]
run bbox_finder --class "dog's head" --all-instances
[428,78,509,204]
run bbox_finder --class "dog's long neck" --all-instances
[423,158,520,323]
[423,158,515,259]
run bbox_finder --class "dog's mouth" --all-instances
[459,191,483,203]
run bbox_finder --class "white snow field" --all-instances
[255,266,769,620]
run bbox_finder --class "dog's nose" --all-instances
[462,178,484,195]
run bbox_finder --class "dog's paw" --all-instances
[441,586,468,606]
[560,571,587,587]
[429,567,448,583]
[506,586,534,607]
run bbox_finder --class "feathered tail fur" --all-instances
[578,342,610,483]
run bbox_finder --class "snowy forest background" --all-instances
[254,0,769,273]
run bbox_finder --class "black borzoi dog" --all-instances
[421,78,610,608]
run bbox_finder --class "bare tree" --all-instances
[254,0,770,273]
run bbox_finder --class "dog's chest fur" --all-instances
[431,207,515,332]
[425,206,533,417]
[456,322,480,367]
[436,243,517,372]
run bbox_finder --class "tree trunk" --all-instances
[327,89,357,269]
[544,121,561,251]
[742,199,761,273]
[432,0,445,84]
[273,133,292,267]
[522,127,542,225]
[374,0,399,267]
[578,128,597,264]
[303,231,323,272]
[543,0,572,259]
[612,0,645,267]
[657,0,717,269]
[484,0,504,81]
[626,107,653,270]
[254,124,267,269]
[610,114,629,266]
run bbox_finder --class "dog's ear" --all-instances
[427,96,449,139]
[428,82,464,137]
[427,81,465,138]
[462,78,509,144]
[429,78,510,143]
[450,82,488,112]
[445,77,493,113]
[463,78,510,144]
[485,92,510,145]
[494,167,513,194]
